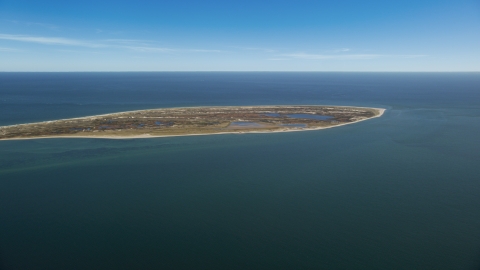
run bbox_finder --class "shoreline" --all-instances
[0,108,385,141]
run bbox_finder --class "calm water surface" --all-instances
[229,121,264,127]
[0,73,479,269]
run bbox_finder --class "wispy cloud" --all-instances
[103,39,154,44]
[104,38,174,51]
[124,46,224,53]
[0,47,22,52]
[282,53,427,60]
[0,33,225,53]
[112,39,225,52]
[0,34,106,48]
[122,46,176,53]
[283,53,381,60]
[332,48,351,53]
[397,55,428,58]
[187,49,224,53]
[57,49,101,54]
[232,46,276,53]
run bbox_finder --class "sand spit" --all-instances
[0,106,385,141]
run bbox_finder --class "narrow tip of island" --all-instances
[0,105,385,140]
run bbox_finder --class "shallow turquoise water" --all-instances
[0,73,479,269]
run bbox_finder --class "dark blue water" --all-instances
[1,73,479,269]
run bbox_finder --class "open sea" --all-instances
[0,72,479,269]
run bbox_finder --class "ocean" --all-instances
[0,72,479,269]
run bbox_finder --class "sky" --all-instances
[0,0,479,71]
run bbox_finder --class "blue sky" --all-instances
[0,0,479,71]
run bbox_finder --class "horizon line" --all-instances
[0,71,479,73]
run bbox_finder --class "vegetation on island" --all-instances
[0,106,383,140]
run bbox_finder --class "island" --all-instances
[0,105,385,140]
